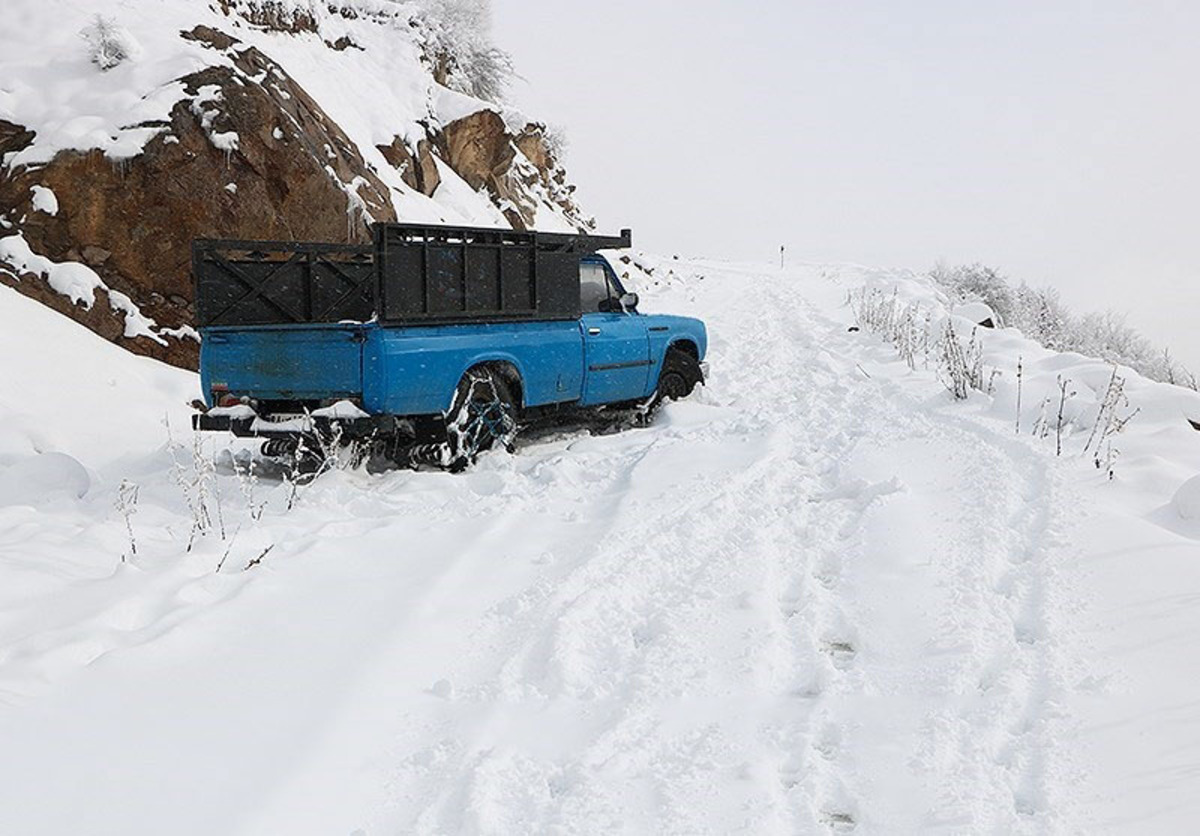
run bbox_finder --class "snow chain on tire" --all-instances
[442,370,518,471]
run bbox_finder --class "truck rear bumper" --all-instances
[192,413,398,440]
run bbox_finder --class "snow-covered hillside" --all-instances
[1,0,586,366]
[2,253,1200,833]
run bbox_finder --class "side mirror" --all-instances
[620,292,639,311]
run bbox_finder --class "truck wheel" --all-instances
[445,369,518,470]
[656,347,703,401]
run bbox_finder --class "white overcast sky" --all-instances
[492,0,1200,369]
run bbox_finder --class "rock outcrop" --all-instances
[431,111,588,232]
[0,3,591,370]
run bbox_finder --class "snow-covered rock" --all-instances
[952,300,997,327]
[0,453,90,507]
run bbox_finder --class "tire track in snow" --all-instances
[387,271,888,834]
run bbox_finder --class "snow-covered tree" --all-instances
[1011,282,1072,352]
[416,0,515,102]
[79,15,140,71]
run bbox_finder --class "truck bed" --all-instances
[200,319,587,417]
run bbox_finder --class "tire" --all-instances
[656,346,703,402]
[444,368,519,471]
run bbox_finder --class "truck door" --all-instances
[579,261,650,405]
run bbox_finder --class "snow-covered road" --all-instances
[2,259,1199,833]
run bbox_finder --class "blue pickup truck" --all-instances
[192,223,707,469]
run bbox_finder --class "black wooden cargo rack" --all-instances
[193,223,631,328]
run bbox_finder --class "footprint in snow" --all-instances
[821,639,857,670]
[821,810,857,831]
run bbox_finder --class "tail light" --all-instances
[216,394,257,409]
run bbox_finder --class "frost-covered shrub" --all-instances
[1010,282,1073,352]
[1074,311,1154,369]
[416,0,515,102]
[80,15,140,71]
[541,123,569,161]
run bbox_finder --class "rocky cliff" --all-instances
[0,0,590,368]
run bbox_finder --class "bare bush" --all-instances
[233,456,266,522]
[850,287,898,336]
[115,480,139,563]
[168,433,216,552]
[930,262,1014,327]
[1010,283,1073,352]
[1055,375,1077,457]
[541,123,569,162]
[1084,366,1141,479]
[936,322,992,400]
[851,288,993,397]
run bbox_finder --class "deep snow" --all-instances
[1,256,1200,833]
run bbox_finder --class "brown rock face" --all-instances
[0,121,36,158]
[377,137,441,196]
[514,129,552,172]
[435,113,591,232]
[436,110,515,193]
[0,26,396,369]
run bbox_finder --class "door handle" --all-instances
[587,327,601,335]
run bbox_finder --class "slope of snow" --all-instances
[1,256,1200,833]
[0,283,194,464]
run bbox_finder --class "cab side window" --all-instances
[579,262,611,312]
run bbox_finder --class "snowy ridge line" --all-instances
[926,262,1199,390]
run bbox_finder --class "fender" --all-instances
[642,315,708,396]
[447,352,529,411]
